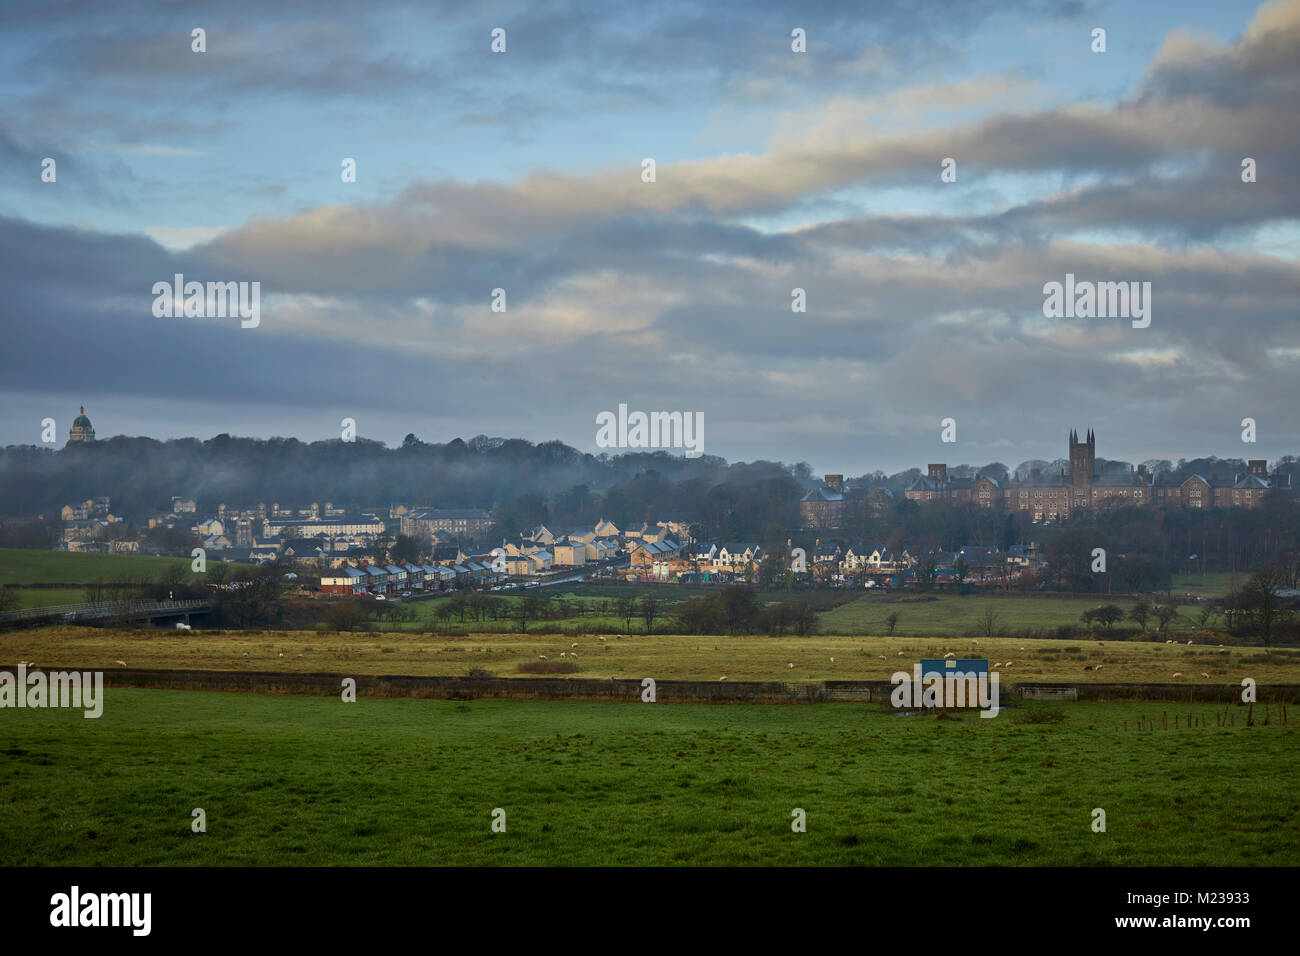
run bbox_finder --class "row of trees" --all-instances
[672,587,818,636]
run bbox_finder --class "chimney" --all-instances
[928,463,948,483]
[824,474,843,493]
[1248,459,1267,477]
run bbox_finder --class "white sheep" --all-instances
[943,652,956,659]
[1186,639,1193,645]
[115,659,126,666]
[560,652,567,658]
[1172,672,1183,678]
[539,655,548,661]
[787,662,794,669]
[1200,672,1210,678]
[598,636,607,642]
[719,675,728,681]
[829,657,835,663]
[571,642,579,648]
[994,662,1004,668]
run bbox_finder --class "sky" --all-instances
[1,0,1297,474]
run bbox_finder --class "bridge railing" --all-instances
[0,599,209,622]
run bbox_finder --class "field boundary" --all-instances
[11,666,1300,705]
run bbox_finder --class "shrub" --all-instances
[517,660,579,674]
[466,667,496,678]
[1013,704,1066,724]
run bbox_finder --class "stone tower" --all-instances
[1069,429,1095,486]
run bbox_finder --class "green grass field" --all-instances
[819,592,1206,637]
[6,626,1299,684]
[1,689,1294,865]
[0,549,196,610]
[0,548,194,587]
[1169,573,1240,598]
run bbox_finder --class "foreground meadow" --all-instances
[0,690,1294,866]
[4,626,1299,685]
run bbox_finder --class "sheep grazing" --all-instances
[539,655,548,661]
[115,659,127,667]
[1083,665,1093,671]
[1172,672,1183,678]
[559,652,567,658]
[1004,661,1013,667]
[829,657,835,663]
[897,651,905,656]
[787,662,794,669]
[994,662,1004,668]
[1186,639,1193,645]
[1094,664,1103,671]
[1165,639,1174,644]
[1201,672,1210,678]
[943,652,956,659]
[598,636,607,642]
[719,675,728,681]
[571,642,579,648]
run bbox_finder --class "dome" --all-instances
[68,405,96,443]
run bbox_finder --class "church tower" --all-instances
[1069,428,1095,486]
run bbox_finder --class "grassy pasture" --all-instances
[818,592,1206,637]
[0,548,194,588]
[0,690,1294,866]
[0,549,196,610]
[4,626,1299,685]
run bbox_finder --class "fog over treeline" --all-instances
[1,432,1294,540]
[0,433,808,527]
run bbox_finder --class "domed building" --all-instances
[68,406,95,443]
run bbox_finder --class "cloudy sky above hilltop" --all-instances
[1,0,1297,475]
